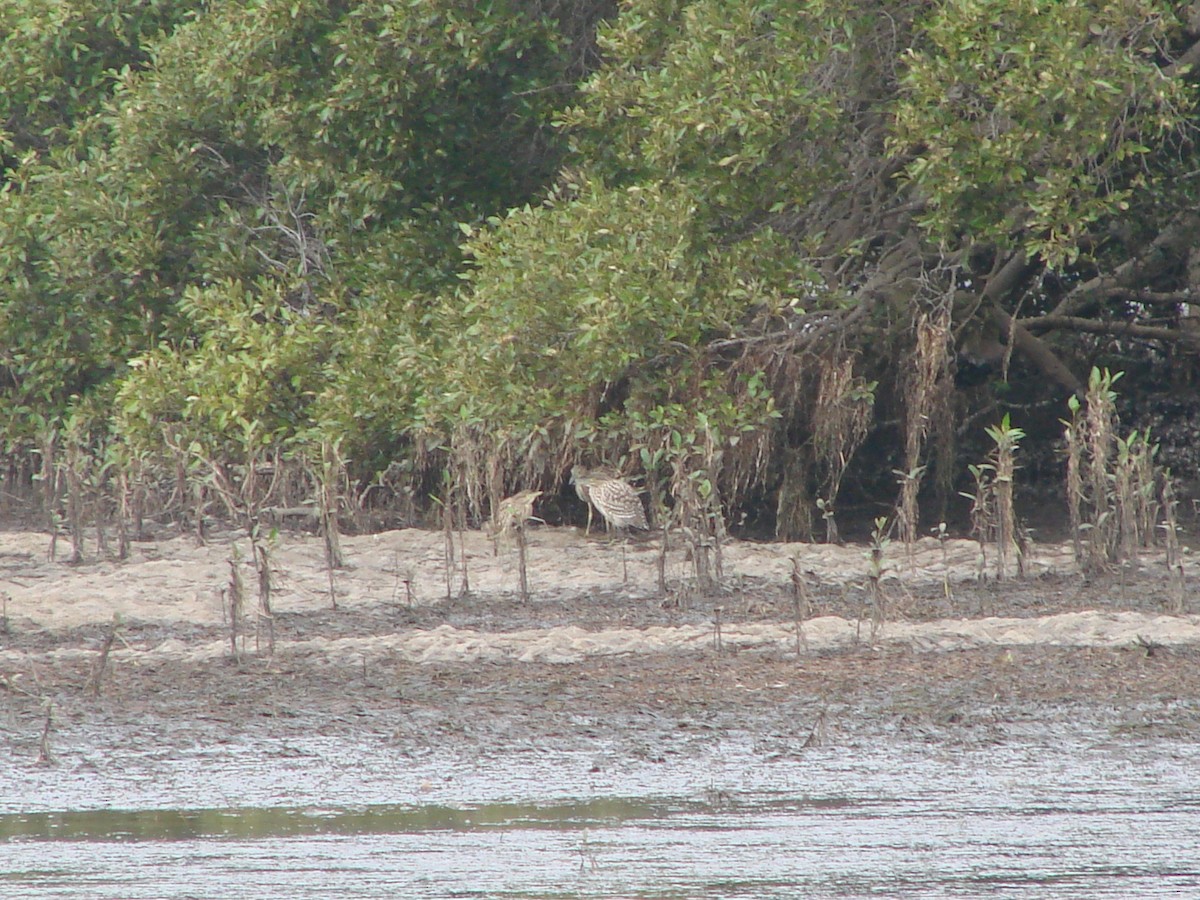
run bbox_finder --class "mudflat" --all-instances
[3,525,1199,767]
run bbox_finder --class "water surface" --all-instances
[3,735,1198,898]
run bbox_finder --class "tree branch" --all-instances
[976,251,1087,395]
[1050,211,1200,319]
[1164,35,1200,78]
[1020,314,1200,350]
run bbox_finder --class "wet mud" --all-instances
[2,525,1199,769]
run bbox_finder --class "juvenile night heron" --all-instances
[570,465,649,534]
[488,489,543,545]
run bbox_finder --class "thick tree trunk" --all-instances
[981,250,1084,396]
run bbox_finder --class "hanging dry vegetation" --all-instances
[1,0,1199,549]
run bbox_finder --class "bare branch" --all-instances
[1050,211,1200,319]
[1097,288,1200,308]
[1163,36,1200,78]
[1021,314,1200,350]
[971,250,1087,395]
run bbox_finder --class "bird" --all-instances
[570,465,649,534]
[570,464,607,535]
[488,489,543,546]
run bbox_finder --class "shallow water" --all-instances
[3,734,1199,899]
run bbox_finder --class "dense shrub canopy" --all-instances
[2,0,1198,534]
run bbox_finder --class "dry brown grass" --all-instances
[812,352,875,543]
[897,309,951,553]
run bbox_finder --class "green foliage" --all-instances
[984,413,1025,457]
[317,0,575,221]
[626,370,780,474]
[114,280,332,461]
[562,0,853,223]
[2,0,1199,535]
[0,152,170,444]
[447,178,704,425]
[310,288,442,471]
[0,0,192,158]
[1085,365,1124,405]
[432,175,795,457]
[1,0,599,457]
[891,0,1192,265]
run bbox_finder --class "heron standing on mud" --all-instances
[570,465,649,535]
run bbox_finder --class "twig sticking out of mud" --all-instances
[1160,475,1185,613]
[43,430,64,563]
[656,523,669,597]
[932,521,954,601]
[320,439,344,570]
[116,464,132,560]
[897,310,950,555]
[435,491,454,602]
[1169,559,1186,614]
[516,524,529,601]
[324,554,338,611]
[866,516,890,641]
[1067,369,1161,571]
[790,557,810,656]
[88,614,120,697]
[1082,372,1118,567]
[457,506,471,599]
[193,481,208,546]
[36,701,54,766]
[963,461,994,580]
[802,708,828,749]
[576,830,599,872]
[226,550,245,661]
[65,431,85,565]
[312,442,343,611]
[988,415,1023,580]
[712,605,724,653]
[392,551,417,607]
[253,534,274,656]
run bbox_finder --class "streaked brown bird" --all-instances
[570,465,649,534]
[489,489,543,545]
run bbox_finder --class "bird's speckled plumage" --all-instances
[570,466,648,532]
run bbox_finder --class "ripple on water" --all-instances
[3,737,1200,898]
